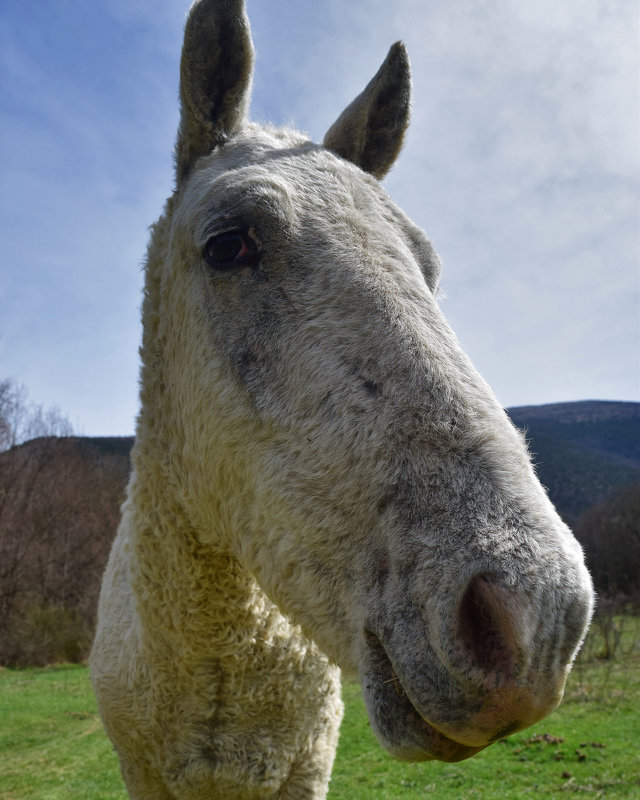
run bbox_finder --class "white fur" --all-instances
[91,3,594,798]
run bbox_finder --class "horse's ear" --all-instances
[175,0,254,186]
[323,43,411,180]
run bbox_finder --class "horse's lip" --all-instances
[361,630,485,763]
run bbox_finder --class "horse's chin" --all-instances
[360,631,485,763]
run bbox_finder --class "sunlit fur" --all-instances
[90,2,594,798]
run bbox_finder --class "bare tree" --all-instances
[575,481,640,598]
[0,379,25,450]
[0,378,73,451]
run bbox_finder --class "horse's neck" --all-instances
[125,442,277,661]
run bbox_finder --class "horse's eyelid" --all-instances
[198,226,243,249]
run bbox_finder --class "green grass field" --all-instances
[1,616,638,799]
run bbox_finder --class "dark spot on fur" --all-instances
[341,358,383,398]
[235,348,261,375]
[363,377,381,396]
[374,554,390,585]
[377,491,394,515]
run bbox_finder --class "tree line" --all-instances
[0,380,127,665]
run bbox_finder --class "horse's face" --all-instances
[155,126,593,761]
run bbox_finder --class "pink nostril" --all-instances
[456,574,518,681]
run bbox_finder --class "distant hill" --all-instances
[506,401,640,524]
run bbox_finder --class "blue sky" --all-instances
[1,0,638,436]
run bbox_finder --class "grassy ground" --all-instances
[0,665,123,800]
[1,616,638,799]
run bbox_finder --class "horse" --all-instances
[90,1,594,797]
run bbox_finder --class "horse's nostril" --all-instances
[456,574,517,681]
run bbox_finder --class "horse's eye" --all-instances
[204,230,259,270]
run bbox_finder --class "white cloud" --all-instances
[375,0,640,405]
